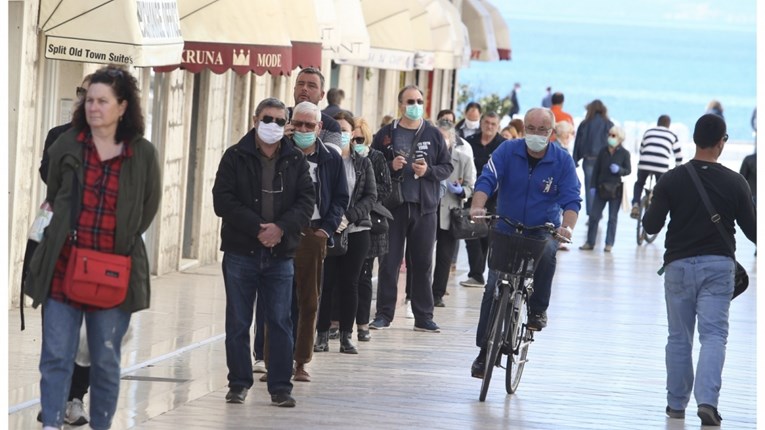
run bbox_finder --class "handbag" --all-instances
[382,122,426,210]
[684,164,749,299]
[369,202,393,235]
[597,182,623,200]
[449,208,489,240]
[326,228,349,257]
[62,173,132,308]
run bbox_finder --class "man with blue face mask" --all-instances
[468,108,581,379]
[286,101,348,383]
[370,85,453,333]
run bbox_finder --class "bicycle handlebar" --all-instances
[472,214,572,244]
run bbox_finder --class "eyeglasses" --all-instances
[437,119,454,128]
[723,133,729,142]
[262,172,284,194]
[105,68,124,78]
[608,133,618,138]
[261,115,287,127]
[405,99,424,105]
[292,120,317,129]
[76,87,87,98]
[525,126,551,135]
[352,137,365,145]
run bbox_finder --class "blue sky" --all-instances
[493,0,756,32]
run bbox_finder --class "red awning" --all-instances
[287,0,323,69]
[291,41,322,70]
[155,0,294,75]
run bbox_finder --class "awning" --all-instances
[287,0,323,69]
[335,0,415,71]
[479,0,512,60]
[418,0,462,70]
[440,0,471,68]
[318,0,371,61]
[408,1,435,70]
[39,0,184,67]
[155,0,293,75]
[461,0,499,62]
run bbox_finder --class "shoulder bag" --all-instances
[62,172,132,308]
[684,163,749,299]
[450,208,489,240]
[383,122,426,210]
[326,228,349,257]
[369,202,393,235]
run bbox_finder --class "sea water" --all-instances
[458,17,757,150]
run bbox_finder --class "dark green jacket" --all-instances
[25,128,162,313]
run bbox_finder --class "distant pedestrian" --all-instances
[369,85,453,332]
[579,125,631,252]
[322,88,345,118]
[500,125,518,140]
[541,86,552,108]
[509,83,521,118]
[455,101,482,139]
[572,99,614,216]
[642,113,756,426]
[630,115,682,219]
[509,118,525,137]
[739,152,756,203]
[705,100,724,119]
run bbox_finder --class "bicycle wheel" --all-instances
[506,292,530,394]
[479,283,510,402]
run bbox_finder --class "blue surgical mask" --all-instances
[340,132,352,148]
[405,104,424,121]
[293,131,316,149]
[353,143,369,157]
[525,134,549,152]
[607,137,619,147]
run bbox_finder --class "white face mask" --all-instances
[257,121,284,144]
[464,119,480,129]
[525,134,549,152]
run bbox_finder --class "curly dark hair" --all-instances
[72,65,145,142]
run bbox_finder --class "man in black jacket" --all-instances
[213,97,315,407]
[370,85,453,332]
[642,114,756,426]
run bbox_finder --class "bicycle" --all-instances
[636,175,658,245]
[474,214,570,401]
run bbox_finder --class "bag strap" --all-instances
[69,170,81,244]
[683,163,735,254]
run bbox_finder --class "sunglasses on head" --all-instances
[405,99,424,105]
[261,115,287,127]
[722,133,729,142]
[76,86,87,98]
[352,137,365,145]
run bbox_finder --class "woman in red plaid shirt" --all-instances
[26,65,161,430]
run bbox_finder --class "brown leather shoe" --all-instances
[293,364,311,382]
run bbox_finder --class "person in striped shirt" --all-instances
[631,115,682,218]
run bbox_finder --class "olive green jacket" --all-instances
[25,128,162,313]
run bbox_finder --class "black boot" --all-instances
[339,331,358,354]
[313,331,329,352]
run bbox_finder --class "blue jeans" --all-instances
[664,255,734,410]
[223,250,294,395]
[252,294,265,361]
[475,237,558,347]
[586,192,621,247]
[39,298,130,430]
[582,158,597,216]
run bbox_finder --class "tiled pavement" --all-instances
[8,216,758,429]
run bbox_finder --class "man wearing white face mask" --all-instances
[456,102,482,139]
[213,97,315,407]
[468,108,581,378]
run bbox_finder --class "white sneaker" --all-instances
[65,398,89,426]
[405,300,414,319]
[252,359,267,373]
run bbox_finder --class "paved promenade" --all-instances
[8,218,758,429]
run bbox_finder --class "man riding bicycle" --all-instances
[469,108,582,378]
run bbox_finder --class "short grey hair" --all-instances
[554,120,574,136]
[293,101,321,122]
[525,108,555,129]
[255,97,286,118]
[397,84,424,103]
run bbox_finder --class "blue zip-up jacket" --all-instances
[305,138,349,239]
[371,119,453,214]
[475,139,582,233]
